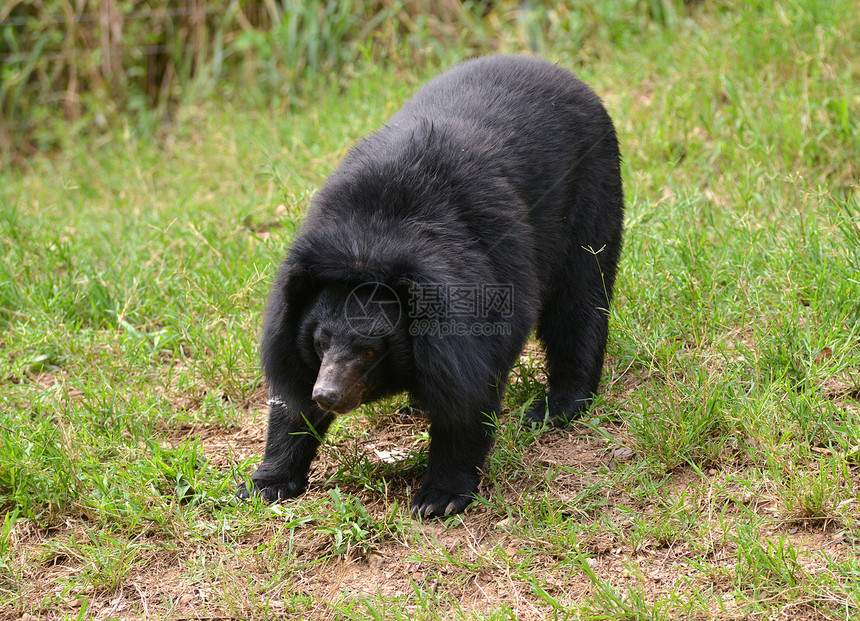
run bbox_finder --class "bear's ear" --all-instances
[273,264,320,338]
[281,265,314,305]
[260,263,321,390]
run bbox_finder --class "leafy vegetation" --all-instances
[1,0,859,619]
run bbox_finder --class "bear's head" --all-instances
[296,281,411,414]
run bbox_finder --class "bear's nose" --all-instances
[312,387,342,412]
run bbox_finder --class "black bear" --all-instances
[238,55,624,517]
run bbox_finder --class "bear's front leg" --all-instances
[237,395,334,502]
[410,409,496,517]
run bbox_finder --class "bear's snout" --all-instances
[311,386,342,412]
[312,353,366,414]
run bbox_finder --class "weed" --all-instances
[316,488,399,557]
[772,455,853,524]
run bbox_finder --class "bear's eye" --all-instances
[363,348,376,357]
[315,340,328,353]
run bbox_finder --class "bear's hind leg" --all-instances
[525,263,614,426]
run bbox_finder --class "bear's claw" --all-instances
[410,485,475,518]
[237,479,306,502]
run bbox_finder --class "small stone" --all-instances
[179,594,193,605]
[585,557,598,569]
[495,517,512,528]
[613,447,635,461]
[708,469,718,476]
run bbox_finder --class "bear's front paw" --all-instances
[410,483,477,518]
[236,477,307,502]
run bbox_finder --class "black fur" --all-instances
[238,55,624,517]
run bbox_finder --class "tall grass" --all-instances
[0,0,483,160]
[2,0,715,163]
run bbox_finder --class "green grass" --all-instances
[2,1,860,619]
